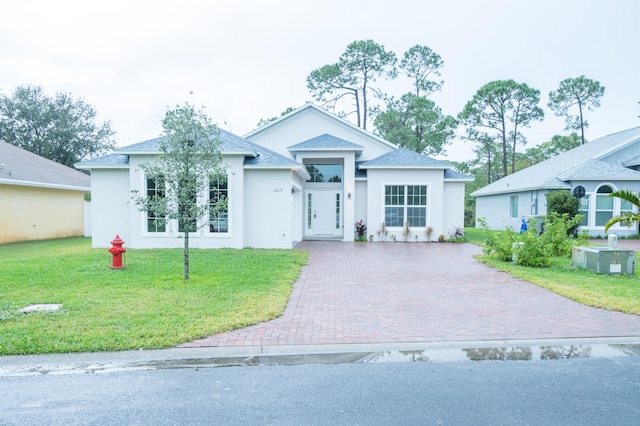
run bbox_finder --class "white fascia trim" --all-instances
[471,184,570,198]
[243,164,311,180]
[75,164,129,170]
[444,177,475,183]
[359,165,447,170]
[288,147,364,153]
[0,179,90,192]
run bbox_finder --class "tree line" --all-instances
[301,40,607,183]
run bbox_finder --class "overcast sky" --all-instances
[1,0,638,162]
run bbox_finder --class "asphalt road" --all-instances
[2,356,639,425]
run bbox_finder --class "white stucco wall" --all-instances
[243,169,296,248]
[475,190,546,232]
[90,169,131,247]
[365,168,446,242]
[246,107,394,161]
[354,180,368,239]
[442,181,466,236]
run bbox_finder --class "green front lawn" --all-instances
[0,238,307,355]
[464,227,640,316]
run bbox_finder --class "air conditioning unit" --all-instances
[572,246,636,275]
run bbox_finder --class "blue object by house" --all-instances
[520,217,527,233]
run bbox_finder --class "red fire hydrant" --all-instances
[108,235,126,269]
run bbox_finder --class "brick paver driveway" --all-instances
[180,242,640,348]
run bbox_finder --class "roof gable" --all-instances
[0,141,90,190]
[288,133,364,152]
[243,103,397,160]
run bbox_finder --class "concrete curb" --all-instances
[1,336,639,376]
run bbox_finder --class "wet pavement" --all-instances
[2,338,640,376]
[180,241,640,348]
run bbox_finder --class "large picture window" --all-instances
[385,185,427,227]
[209,176,228,233]
[306,164,342,183]
[146,176,166,233]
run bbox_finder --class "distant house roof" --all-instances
[0,141,90,191]
[288,134,364,153]
[471,126,640,197]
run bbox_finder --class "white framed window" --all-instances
[510,195,518,218]
[384,185,427,227]
[595,185,614,226]
[209,176,228,233]
[145,175,166,233]
[578,195,589,227]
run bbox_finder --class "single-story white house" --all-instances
[76,103,472,249]
[0,141,90,244]
[472,126,640,237]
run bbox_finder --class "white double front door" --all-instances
[306,189,342,237]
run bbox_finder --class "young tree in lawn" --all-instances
[307,39,397,130]
[0,84,115,168]
[132,103,226,281]
[459,80,544,177]
[548,76,605,145]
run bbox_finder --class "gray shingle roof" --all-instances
[288,134,364,152]
[444,169,474,181]
[360,147,451,168]
[76,128,302,169]
[0,141,90,190]
[355,161,367,178]
[558,159,640,180]
[119,129,258,153]
[244,144,301,167]
[472,126,640,197]
[76,154,129,167]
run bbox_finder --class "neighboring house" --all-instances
[472,126,640,237]
[0,141,91,244]
[76,103,472,249]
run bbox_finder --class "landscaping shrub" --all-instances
[513,230,549,267]
[479,214,586,267]
[478,218,518,261]
[541,212,584,257]
[545,190,580,235]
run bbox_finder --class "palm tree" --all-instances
[604,190,640,232]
